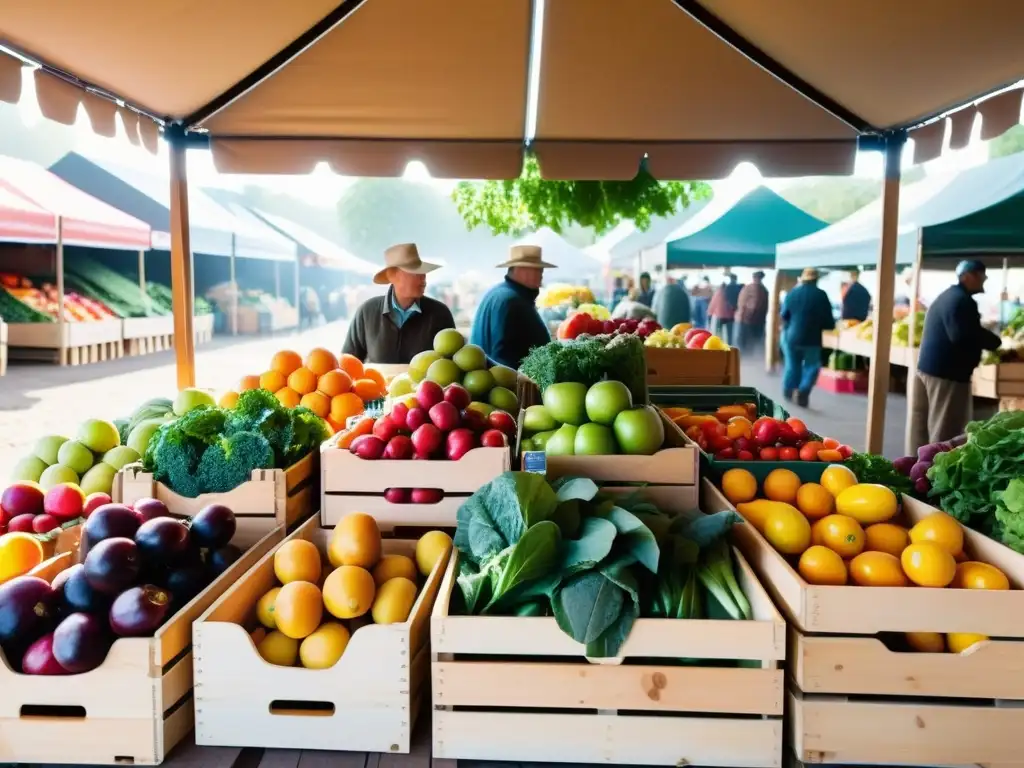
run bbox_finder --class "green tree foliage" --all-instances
[988,124,1024,160]
[452,155,710,237]
[778,165,926,224]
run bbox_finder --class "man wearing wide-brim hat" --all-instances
[470,245,556,369]
[779,267,835,407]
[342,243,455,364]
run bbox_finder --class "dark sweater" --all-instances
[780,282,835,347]
[470,277,550,369]
[341,289,455,364]
[918,284,1001,383]
[841,281,871,321]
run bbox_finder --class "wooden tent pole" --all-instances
[55,216,65,366]
[138,249,148,310]
[229,234,238,336]
[903,232,923,456]
[168,135,196,389]
[865,135,905,454]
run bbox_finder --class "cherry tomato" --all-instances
[779,446,799,461]
[760,447,779,461]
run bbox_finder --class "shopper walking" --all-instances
[780,268,835,407]
[736,271,769,353]
[911,260,1001,448]
[707,282,736,345]
[652,276,691,329]
[471,245,556,370]
[342,243,455,364]
[691,276,713,329]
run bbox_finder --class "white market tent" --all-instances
[4,0,1024,451]
[513,228,605,283]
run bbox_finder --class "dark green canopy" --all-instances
[665,185,827,269]
[776,152,1024,271]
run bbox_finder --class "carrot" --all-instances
[337,416,375,449]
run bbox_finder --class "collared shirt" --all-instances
[386,288,421,328]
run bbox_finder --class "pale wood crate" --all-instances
[123,315,175,356]
[320,436,510,531]
[114,452,318,547]
[644,346,741,386]
[7,318,125,365]
[193,516,452,753]
[974,362,1024,399]
[0,526,281,765]
[193,313,214,345]
[431,549,786,767]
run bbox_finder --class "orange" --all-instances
[762,504,811,555]
[822,437,840,450]
[322,565,376,619]
[0,532,45,583]
[328,512,382,569]
[725,417,752,440]
[275,387,301,408]
[352,378,384,402]
[300,391,331,419]
[817,514,865,558]
[849,551,908,587]
[798,545,847,585]
[763,469,801,504]
[327,416,346,434]
[906,632,945,653]
[271,350,303,377]
[795,483,834,520]
[287,367,318,396]
[952,561,1010,590]
[218,390,239,409]
[819,464,858,497]
[721,468,758,505]
[338,353,365,381]
[864,523,910,558]
[259,370,287,393]
[305,347,339,377]
[330,392,365,423]
[909,511,964,556]
[317,369,353,398]
[273,581,323,639]
[362,367,387,389]
[901,542,957,587]
[274,539,322,584]
[239,374,261,392]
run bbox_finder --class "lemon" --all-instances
[415,530,453,576]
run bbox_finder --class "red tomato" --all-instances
[776,423,799,445]
[822,437,840,450]
[778,446,799,461]
[736,450,755,461]
[700,420,726,439]
[696,435,709,451]
[838,444,854,459]
[785,418,809,438]
[759,447,779,461]
[709,434,733,452]
[715,447,736,460]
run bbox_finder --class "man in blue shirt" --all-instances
[841,270,872,321]
[780,268,835,407]
[471,245,555,369]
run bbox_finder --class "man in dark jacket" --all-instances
[652,276,691,329]
[841,270,872,321]
[780,268,835,407]
[471,245,554,369]
[736,270,769,353]
[342,243,455,364]
[636,272,655,307]
[911,260,1001,448]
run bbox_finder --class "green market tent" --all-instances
[664,184,828,268]
[776,152,1024,271]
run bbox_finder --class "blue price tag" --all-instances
[522,451,547,475]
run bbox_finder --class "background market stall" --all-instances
[606,197,711,279]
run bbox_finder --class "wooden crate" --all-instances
[113,452,318,546]
[431,548,787,767]
[320,436,510,532]
[193,515,451,753]
[644,346,740,386]
[974,362,1024,399]
[123,315,175,356]
[0,527,281,765]
[194,313,214,345]
[7,318,124,365]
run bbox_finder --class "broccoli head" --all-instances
[144,421,202,497]
[196,431,275,494]
[175,405,228,445]
[227,389,291,461]
[283,406,331,466]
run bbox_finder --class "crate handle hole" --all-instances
[20,704,87,719]
[384,488,444,504]
[269,699,335,717]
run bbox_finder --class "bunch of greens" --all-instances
[519,335,646,404]
[454,472,749,657]
[928,410,1024,548]
[845,453,913,496]
[143,389,329,497]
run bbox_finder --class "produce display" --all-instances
[386,329,520,416]
[892,311,924,348]
[555,312,662,342]
[143,387,329,498]
[231,347,391,433]
[65,256,161,319]
[537,285,598,324]
[343,378,517,465]
[145,283,212,316]
[983,307,1024,364]
[0,499,240,674]
[645,325,730,351]
[0,481,93,539]
[250,514,451,669]
[520,380,665,456]
[0,285,52,323]
[0,275,117,322]
[520,334,647,406]
[720,464,1010,653]
[454,472,750,657]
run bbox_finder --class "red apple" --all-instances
[487,410,517,437]
[416,380,444,411]
[411,488,444,504]
[31,514,59,534]
[406,407,429,432]
[43,483,85,523]
[429,401,461,432]
[443,383,472,411]
[384,487,412,504]
[683,327,706,343]
[383,435,414,460]
[708,434,733,452]
[7,513,35,532]
[1,482,45,520]
[686,332,711,350]
[83,492,112,518]
[838,444,854,459]
[446,428,479,461]
[373,415,401,443]
[480,429,509,448]
[390,402,410,430]
[700,420,726,439]
[714,447,736,460]
[460,408,488,433]
[351,434,386,460]
[411,424,443,458]
[752,419,780,447]
[776,423,798,445]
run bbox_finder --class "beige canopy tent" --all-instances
[3,0,1024,452]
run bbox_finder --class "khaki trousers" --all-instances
[910,372,973,451]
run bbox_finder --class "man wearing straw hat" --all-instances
[471,245,556,369]
[780,267,835,408]
[342,243,455,364]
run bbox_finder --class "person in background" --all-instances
[736,270,769,352]
[471,245,555,370]
[707,282,736,345]
[780,268,835,407]
[724,274,742,315]
[611,275,629,309]
[911,260,1001,448]
[652,275,691,329]
[342,243,454,364]
[841,269,871,322]
[636,272,655,307]
[691,276,713,329]
[612,287,658,321]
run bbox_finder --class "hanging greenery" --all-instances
[452,154,711,237]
